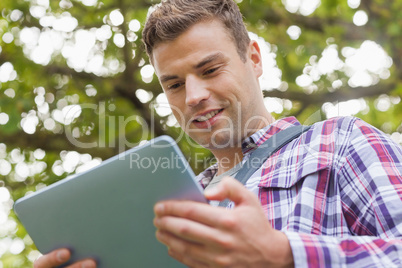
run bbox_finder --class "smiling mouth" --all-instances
[194,109,224,122]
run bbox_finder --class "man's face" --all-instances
[152,19,266,150]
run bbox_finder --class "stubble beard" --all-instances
[187,111,244,150]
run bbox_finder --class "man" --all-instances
[35,0,402,267]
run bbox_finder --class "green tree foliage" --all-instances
[0,0,401,266]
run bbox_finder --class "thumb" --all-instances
[204,176,258,206]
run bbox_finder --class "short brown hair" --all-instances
[142,0,251,63]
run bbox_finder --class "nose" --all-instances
[185,75,210,107]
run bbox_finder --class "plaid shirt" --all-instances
[196,116,402,267]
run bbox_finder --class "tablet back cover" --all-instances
[14,136,206,267]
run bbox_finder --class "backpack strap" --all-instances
[218,125,311,207]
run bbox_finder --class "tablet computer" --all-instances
[14,135,207,267]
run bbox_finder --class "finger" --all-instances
[204,176,259,206]
[156,230,216,267]
[65,259,97,268]
[154,200,226,227]
[168,249,209,268]
[34,248,71,268]
[155,215,230,245]
[156,229,202,250]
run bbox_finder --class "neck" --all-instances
[210,109,275,175]
[213,146,244,175]
[212,113,275,175]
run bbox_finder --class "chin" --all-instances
[185,122,243,149]
[202,133,240,150]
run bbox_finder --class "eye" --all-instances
[167,82,183,90]
[203,67,219,76]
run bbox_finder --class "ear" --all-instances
[248,40,263,78]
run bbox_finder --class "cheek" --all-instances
[166,94,184,114]
[170,106,188,127]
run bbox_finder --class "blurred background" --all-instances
[0,0,401,266]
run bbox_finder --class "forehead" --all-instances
[151,19,238,75]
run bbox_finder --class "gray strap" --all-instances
[218,125,311,207]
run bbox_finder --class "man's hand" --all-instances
[33,248,97,268]
[154,176,294,268]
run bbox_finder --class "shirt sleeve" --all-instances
[285,231,402,267]
[286,118,402,267]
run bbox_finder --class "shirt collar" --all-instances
[196,116,301,188]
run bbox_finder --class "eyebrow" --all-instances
[159,52,225,84]
[193,52,225,69]
[160,74,179,84]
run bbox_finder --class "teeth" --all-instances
[196,110,220,122]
